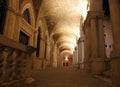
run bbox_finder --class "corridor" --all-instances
[0,0,120,87]
[31,68,115,87]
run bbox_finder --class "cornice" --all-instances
[83,11,104,32]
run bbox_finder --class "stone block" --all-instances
[111,57,120,86]
[91,58,105,74]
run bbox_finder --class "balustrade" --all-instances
[0,35,36,86]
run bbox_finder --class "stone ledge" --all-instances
[93,75,113,85]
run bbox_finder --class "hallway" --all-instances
[0,0,120,86]
[31,68,115,87]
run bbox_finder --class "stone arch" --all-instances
[20,0,35,27]
[36,20,45,41]
[23,8,31,24]
[45,30,50,60]
[36,27,41,57]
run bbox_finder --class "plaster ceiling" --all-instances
[40,0,88,56]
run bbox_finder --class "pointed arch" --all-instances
[20,0,35,27]
[36,27,41,57]
[23,8,31,24]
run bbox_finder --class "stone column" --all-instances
[4,0,19,39]
[98,18,106,57]
[84,25,91,72]
[72,51,76,66]
[78,38,84,69]
[40,38,45,69]
[81,37,85,69]
[78,39,81,69]
[75,47,78,66]
[53,43,58,68]
[87,0,106,74]
[109,0,120,86]
[89,11,106,74]
[76,46,79,65]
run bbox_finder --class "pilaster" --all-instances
[109,0,120,86]
[90,11,106,74]
[4,0,19,39]
[84,10,106,74]
[84,25,91,72]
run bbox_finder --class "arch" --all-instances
[35,20,45,59]
[36,27,41,57]
[20,0,35,27]
[23,8,31,24]
[36,20,44,39]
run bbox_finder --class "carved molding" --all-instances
[83,11,104,32]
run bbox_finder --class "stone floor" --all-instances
[31,67,116,87]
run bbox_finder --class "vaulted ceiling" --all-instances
[32,0,43,18]
[32,0,88,57]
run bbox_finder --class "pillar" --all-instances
[78,37,84,69]
[84,25,91,72]
[78,39,81,69]
[76,46,79,66]
[109,0,120,86]
[81,36,85,69]
[53,43,58,68]
[89,11,106,74]
[4,0,19,39]
[72,51,76,66]
[87,0,106,74]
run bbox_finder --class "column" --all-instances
[84,26,91,72]
[87,0,106,74]
[53,43,58,68]
[76,46,79,66]
[78,38,84,69]
[78,39,81,69]
[109,0,120,86]
[98,18,106,57]
[81,36,85,69]
[90,18,98,57]
[72,51,76,66]
[4,0,19,39]
[89,11,106,74]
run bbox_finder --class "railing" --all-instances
[0,35,36,86]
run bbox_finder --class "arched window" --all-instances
[23,9,31,24]
[0,0,7,34]
[36,28,41,57]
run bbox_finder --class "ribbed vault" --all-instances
[41,0,88,57]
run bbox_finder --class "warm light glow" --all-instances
[42,0,89,55]
[77,0,88,20]
[65,56,69,61]
[58,43,75,53]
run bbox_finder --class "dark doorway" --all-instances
[63,62,69,67]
